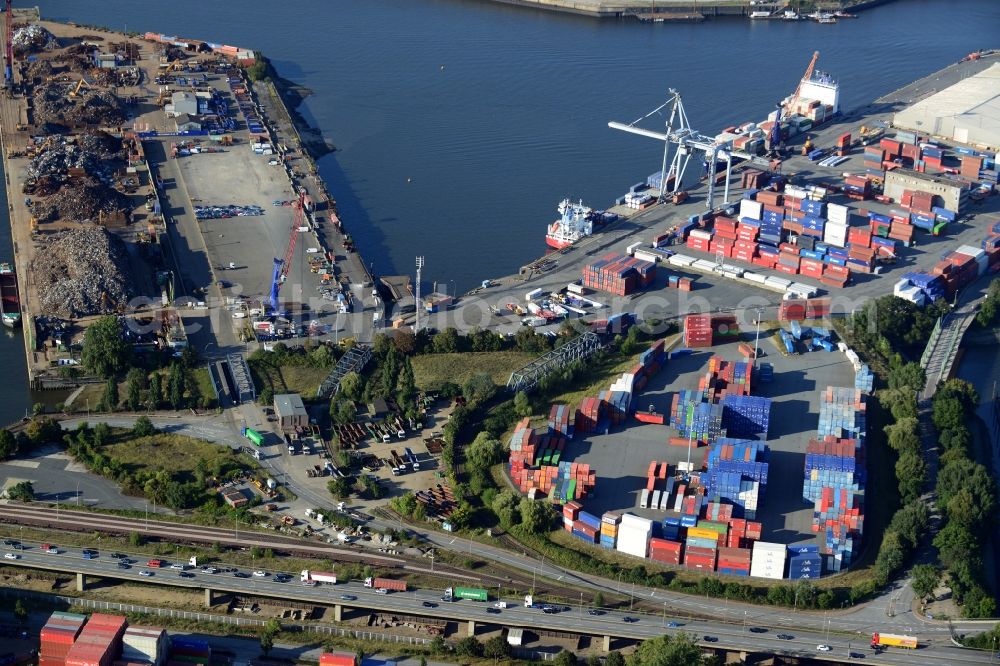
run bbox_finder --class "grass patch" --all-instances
[411,351,536,390]
[252,363,331,397]
[104,433,246,482]
[191,367,216,405]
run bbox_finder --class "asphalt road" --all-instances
[0,538,993,665]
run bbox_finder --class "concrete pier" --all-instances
[76,573,85,592]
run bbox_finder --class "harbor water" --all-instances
[3,0,998,423]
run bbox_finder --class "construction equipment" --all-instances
[69,78,92,98]
[609,89,773,210]
[269,190,306,314]
[785,51,819,119]
[801,136,813,156]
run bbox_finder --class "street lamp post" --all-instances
[743,610,748,633]
[662,601,667,628]
[617,570,623,594]
[76,482,81,507]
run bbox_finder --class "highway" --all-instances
[0,537,994,665]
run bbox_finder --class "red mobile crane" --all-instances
[268,190,306,314]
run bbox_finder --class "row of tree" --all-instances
[930,379,995,618]
[443,632,714,666]
[974,278,1000,328]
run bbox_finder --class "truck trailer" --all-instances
[301,570,337,585]
[446,586,488,601]
[364,577,407,591]
[871,633,918,649]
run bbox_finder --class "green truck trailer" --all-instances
[446,586,488,601]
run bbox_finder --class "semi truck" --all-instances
[301,570,337,585]
[445,586,488,602]
[871,633,918,649]
[364,577,407,592]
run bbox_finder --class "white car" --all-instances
[252,570,268,577]
[169,563,186,570]
[139,570,154,577]
[816,645,831,652]
[4,552,19,560]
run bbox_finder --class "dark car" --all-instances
[666,621,682,628]
[749,627,767,634]
[110,552,126,560]
[273,575,290,583]
[588,609,605,616]
[849,653,865,660]
[542,607,559,615]
[339,594,357,601]
[1,539,16,546]
[422,601,438,608]
[703,636,719,643]
[486,608,501,615]
[623,617,639,623]
[117,562,131,570]
[232,572,250,578]
[178,571,195,578]
[777,634,794,640]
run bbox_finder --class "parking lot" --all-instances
[563,331,855,546]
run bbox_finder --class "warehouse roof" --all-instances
[274,393,306,418]
[893,63,1000,149]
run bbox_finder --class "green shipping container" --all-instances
[453,587,488,601]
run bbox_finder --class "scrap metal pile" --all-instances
[31,177,131,223]
[26,135,120,183]
[25,59,54,81]
[33,82,126,128]
[12,24,58,55]
[30,226,136,318]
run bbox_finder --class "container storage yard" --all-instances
[40,613,173,666]
[507,324,865,579]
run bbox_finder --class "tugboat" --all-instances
[545,199,594,250]
[0,263,21,328]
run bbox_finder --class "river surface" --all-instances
[2,0,998,422]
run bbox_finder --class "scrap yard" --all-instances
[0,9,377,388]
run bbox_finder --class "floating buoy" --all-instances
[407,177,412,183]
[440,65,445,70]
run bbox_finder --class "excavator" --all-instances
[68,77,91,98]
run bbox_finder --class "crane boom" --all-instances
[785,50,819,117]
[269,190,306,313]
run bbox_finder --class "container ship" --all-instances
[0,262,21,328]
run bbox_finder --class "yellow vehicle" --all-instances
[871,633,918,649]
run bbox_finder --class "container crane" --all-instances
[609,89,772,210]
[269,190,306,314]
[4,0,13,90]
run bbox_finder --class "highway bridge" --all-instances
[0,538,994,665]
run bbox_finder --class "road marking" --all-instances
[0,460,39,469]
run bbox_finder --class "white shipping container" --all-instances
[740,199,764,221]
[122,627,168,666]
[615,525,651,559]
[650,490,661,511]
[764,276,793,289]
[639,488,650,509]
[619,513,653,530]
[689,228,713,241]
[626,241,643,256]
[668,254,696,267]
[693,259,719,272]
[567,282,585,295]
[633,249,660,264]
[743,271,767,284]
[525,288,544,302]
[659,491,671,512]
[784,185,809,200]
[750,541,787,580]
[826,203,849,224]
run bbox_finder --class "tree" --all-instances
[938,379,979,411]
[432,327,461,353]
[125,368,146,412]
[463,373,496,405]
[397,357,417,408]
[483,635,510,660]
[309,344,335,368]
[491,489,520,529]
[887,362,925,392]
[81,316,131,378]
[340,372,363,402]
[911,564,940,601]
[259,618,280,656]
[147,373,162,410]
[628,633,705,666]
[895,449,926,503]
[359,474,382,499]
[93,422,111,446]
[933,396,966,432]
[102,377,119,412]
[454,636,482,657]
[0,429,16,460]
[129,531,144,547]
[594,591,605,608]
[6,480,34,502]
[328,477,352,499]
[167,363,185,410]
[466,432,503,472]
[329,398,357,425]
[519,498,553,534]
[513,391,532,417]
[393,329,416,354]
[132,415,156,438]
[605,652,626,666]
[13,599,27,624]
[554,650,577,666]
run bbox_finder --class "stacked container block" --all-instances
[616,514,653,559]
[65,614,128,666]
[787,544,823,580]
[41,612,87,666]
[121,627,167,666]
[600,511,621,550]
[572,510,601,544]
[548,404,574,439]
[720,395,771,437]
[168,638,210,666]
[669,392,724,443]
[582,253,656,296]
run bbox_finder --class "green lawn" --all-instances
[411,351,536,390]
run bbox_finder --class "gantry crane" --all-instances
[769,51,820,155]
[609,89,772,210]
[269,189,306,314]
